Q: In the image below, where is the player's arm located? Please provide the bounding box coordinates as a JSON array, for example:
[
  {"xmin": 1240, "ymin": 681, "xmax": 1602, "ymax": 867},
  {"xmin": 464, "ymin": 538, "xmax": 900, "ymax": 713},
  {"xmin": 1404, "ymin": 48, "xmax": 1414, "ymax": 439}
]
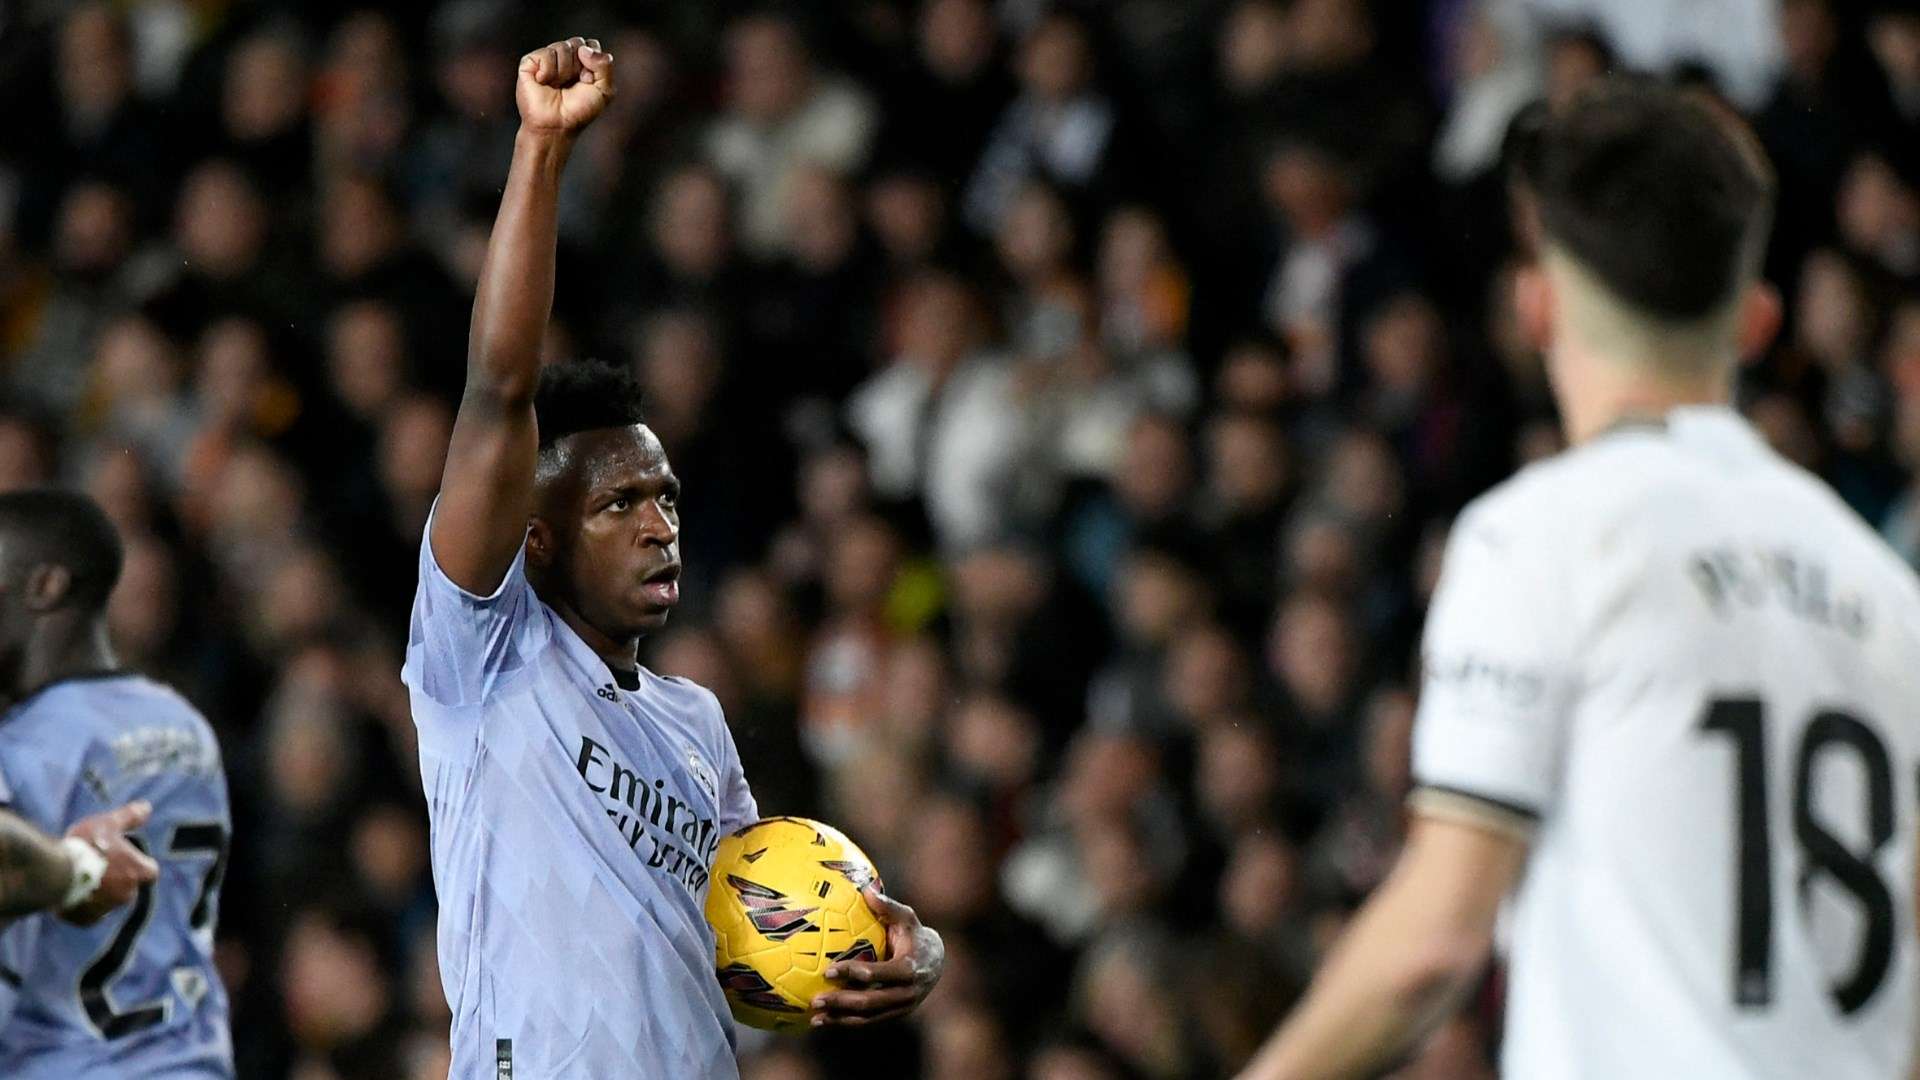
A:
[
  {"xmin": 0, "ymin": 802, "xmax": 158, "ymax": 924},
  {"xmin": 1235, "ymin": 816, "xmax": 1524, "ymax": 1080},
  {"xmin": 432, "ymin": 36, "xmax": 614, "ymax": 594},
  {"xmin": 0, "ymin": 811, "xmax": 77, "ymax": 919},
  {"xmin": 1240, "ymin": 497, "xmax": 1568, "ymax": 1078}
]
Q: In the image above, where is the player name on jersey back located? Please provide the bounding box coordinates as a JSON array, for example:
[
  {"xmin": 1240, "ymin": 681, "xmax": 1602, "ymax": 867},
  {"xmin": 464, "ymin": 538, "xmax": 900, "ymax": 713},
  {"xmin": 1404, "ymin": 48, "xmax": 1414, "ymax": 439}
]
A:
[
  {"xmin": 1689, "ymin": 543, "xmax": 1875, "ymax": 638},
  {"xmin": 1412, "ymin": 407, "xmax": 1920, "ymax": 1079}
]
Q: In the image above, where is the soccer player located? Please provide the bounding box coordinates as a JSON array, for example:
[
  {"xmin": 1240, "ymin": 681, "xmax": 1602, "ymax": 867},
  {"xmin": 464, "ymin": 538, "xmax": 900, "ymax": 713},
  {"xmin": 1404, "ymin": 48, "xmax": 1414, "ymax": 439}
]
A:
[
  {"xmin": 403, "ymin": 37, "xmax": 944, "ymax": 1077},
  {"xmin": 1240, "ymin": 81, "xmax": 1920, "ymax": 1079},
  {"xmin": 0, "ymin": 490, "xmax": 234, "ymax": 1077}
]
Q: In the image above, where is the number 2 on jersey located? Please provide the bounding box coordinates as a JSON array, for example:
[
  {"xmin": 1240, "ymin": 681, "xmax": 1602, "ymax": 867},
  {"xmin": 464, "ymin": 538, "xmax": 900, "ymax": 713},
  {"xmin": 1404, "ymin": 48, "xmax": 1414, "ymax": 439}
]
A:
[
  {"xmin": 1699, "ymin": 698, "xmax": 1895, "ymax": 1015},
  {"xmin": 77, "ymin": 822, "xmax": 229, "ymax": 1038}
]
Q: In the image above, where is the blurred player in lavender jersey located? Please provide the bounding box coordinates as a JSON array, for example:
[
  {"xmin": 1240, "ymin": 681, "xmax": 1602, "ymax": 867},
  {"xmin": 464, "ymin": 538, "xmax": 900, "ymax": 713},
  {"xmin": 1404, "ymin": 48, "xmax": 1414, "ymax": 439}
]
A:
[{"xmin": 0, "ymin": 491, "xmax": 232, "ymax": 1078}]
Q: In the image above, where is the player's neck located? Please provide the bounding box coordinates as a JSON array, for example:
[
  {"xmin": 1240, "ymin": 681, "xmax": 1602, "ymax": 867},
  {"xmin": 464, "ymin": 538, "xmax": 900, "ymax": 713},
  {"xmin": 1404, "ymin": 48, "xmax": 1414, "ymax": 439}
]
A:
[
  {"xmin": 552, "ymin": 602, "xmax": 642, "ymax": 681},
  {"xmin": 1555, "ymin": 347, "xmax": 1733, "ymax": 445},
  {"xmin": 11, "ymin": 617, "xmax": 119, "ymax": 701}
]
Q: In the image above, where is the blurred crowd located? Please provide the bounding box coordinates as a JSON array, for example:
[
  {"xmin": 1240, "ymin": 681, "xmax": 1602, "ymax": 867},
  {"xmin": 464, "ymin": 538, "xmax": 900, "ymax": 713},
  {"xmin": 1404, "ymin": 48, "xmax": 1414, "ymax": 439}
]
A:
[{"xmin": 1, "ymin": 0, "xmax": 1917, "ymax": 1077}]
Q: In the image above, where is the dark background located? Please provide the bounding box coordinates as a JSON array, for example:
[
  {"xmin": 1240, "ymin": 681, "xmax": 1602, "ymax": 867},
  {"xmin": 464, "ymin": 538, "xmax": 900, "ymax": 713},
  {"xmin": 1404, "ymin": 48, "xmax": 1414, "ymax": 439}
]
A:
[{"xmin": 1, "ymin": 0, "xmax": 1917, "ymax": 1077}]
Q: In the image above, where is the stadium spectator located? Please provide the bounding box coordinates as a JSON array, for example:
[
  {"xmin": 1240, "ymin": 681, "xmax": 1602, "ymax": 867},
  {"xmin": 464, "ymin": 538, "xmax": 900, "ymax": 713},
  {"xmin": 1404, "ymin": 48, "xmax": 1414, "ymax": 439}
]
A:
[{"xmin": 706, "ymin": 12, "xmax": 878, "ymax": 258}]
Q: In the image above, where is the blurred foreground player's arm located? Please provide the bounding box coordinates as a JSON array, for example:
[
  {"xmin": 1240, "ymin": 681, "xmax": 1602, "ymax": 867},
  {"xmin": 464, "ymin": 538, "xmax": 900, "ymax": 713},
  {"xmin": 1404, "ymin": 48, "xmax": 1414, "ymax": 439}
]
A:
[
  {"xmin": 0, "ymin": 801, "xmax": 157, "ymax": 925},
  {"xmin": 1236, "ymin": 819, "xmax": 1522, "ymax": 1080},
  {"xmin": 1241, "ymin": 501, "xmax": 1571, "ymax": 1080},
  {"xmin": 432, "ymin": 37, "xmax": 614, "ymax": 596}
]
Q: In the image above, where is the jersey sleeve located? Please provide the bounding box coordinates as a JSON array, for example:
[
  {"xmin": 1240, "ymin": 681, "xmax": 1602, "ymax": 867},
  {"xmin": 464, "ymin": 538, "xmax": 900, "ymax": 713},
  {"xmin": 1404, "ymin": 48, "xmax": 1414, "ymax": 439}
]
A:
[
  {"xmin": 401, "ymin": 501, "xmax": 554, "ymax": 710},
  {"xmin": 1409, "ymin": 497, "xmax": 1579, "ymax": 835}
]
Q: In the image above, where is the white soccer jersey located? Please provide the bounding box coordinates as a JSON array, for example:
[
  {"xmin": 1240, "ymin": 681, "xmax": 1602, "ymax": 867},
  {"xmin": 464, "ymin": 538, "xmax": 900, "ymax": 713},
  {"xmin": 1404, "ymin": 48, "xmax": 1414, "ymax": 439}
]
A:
[{"xmin": 1411, "ymin": 405, "xmax": 1920, "ymax": 1079}]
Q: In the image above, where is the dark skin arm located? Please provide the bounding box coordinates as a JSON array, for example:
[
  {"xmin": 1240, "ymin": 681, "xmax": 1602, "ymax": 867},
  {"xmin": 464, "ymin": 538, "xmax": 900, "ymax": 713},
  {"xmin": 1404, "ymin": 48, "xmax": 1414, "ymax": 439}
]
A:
[
  {"xmin": 0, "ymin": 812, "xmax": 73, "ymax": 919},
  {"xmin": 0, "ymin": 801, "xmax": 158, "ymax": 924},
  {"xmin": 431, "ymin": 36, "xmax": 615, "ymax": 595},
  {"xmin": 811, "ymin": 887, "xmax": 945, "ymax": 1027}
]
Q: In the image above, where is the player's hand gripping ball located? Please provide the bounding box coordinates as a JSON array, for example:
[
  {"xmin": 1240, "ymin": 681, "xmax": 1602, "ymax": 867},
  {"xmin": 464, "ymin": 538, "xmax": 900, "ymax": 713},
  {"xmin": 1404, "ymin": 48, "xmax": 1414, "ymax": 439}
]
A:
[{"xmin": 705, "ymin": 817, "xmax": 890, "ymax": 1032}]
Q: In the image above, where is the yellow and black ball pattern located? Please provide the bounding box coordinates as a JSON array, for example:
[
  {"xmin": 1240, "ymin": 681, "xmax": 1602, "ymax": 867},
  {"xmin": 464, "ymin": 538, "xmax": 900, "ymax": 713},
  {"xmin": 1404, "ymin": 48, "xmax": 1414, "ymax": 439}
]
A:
[{"xmin": 704, "ymin": 816, "xmax": 890, "ymax": 1033}]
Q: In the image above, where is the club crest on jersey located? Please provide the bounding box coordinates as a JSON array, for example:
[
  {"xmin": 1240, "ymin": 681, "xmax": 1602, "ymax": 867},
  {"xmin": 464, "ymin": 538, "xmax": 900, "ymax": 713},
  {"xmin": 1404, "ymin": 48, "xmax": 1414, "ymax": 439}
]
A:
[
  {"xmin": 684, "ymin": 742, "xmax": 718, "ymax": 801},
  {"xmin": 726, "ymin": 875, "xmax": 819, "ymax": 940}
]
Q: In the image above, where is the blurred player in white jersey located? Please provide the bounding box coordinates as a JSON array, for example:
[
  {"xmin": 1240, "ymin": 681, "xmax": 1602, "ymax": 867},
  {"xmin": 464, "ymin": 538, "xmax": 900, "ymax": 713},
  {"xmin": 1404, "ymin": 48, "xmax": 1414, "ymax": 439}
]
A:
[{"xmin": 1241, "ymin": 80, "xmax": 1920, "ymax": 1079}]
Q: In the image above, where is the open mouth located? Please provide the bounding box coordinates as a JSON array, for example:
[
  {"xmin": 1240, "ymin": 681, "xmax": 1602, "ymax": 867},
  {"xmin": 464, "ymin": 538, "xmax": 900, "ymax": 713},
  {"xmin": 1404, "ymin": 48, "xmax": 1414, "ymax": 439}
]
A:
[{"xmin": 640, "ymin": 564, "xmax": 682, "ymax": 608}]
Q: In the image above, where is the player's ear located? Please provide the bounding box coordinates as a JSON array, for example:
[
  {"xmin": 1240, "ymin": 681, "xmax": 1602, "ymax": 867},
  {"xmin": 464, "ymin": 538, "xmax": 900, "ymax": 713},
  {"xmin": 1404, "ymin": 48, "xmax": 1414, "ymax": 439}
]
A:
[
  {"xmin": 526, "ymin": 518, "xmax": 554, "ymax": 571},
  {"xmin": 1735, "ymin": 281, "xmax": 1782, "ymax": 366},
  {"xmin": 1514, "ymin": 263, "xmax": 1554, "ymax": 354},
  {"xmin": 23, "ymin": 563, "xmax": 71, "ymax": 612}
]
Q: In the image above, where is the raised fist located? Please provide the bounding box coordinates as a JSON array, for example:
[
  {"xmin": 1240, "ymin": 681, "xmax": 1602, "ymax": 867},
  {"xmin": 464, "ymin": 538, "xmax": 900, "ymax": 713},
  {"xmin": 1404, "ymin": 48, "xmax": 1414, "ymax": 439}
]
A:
[{"xmin": 517, "ymin": 37, "xmax": 614, "ymax": 134}]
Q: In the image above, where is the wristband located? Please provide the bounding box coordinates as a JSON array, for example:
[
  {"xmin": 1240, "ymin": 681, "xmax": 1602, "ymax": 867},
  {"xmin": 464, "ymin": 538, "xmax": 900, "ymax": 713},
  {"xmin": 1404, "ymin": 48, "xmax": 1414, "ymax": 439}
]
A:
[{"xmin": 58, "ymin": 837, "xmax": 109, "ymax": 910}]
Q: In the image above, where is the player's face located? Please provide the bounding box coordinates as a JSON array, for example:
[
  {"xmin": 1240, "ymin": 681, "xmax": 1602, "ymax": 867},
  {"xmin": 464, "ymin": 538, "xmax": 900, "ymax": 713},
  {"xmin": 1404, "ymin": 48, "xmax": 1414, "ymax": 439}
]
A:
[{"xmin": 540, "ymin": 425, "xmax": 683, "ymax": 638}]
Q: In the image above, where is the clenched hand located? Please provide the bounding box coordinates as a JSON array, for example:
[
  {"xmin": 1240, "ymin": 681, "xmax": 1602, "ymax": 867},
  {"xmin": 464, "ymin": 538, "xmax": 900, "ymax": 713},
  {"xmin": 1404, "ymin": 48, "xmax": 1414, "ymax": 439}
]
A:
[{"xmin": 517, "ymin": 37, "xmax": 614, "ymax": 134}]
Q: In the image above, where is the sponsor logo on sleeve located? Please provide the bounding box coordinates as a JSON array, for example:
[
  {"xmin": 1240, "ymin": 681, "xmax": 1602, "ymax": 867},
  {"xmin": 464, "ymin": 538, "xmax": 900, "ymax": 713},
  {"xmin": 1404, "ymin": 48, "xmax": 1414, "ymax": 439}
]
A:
[{"xmin": 1421, "ymin": 653, "xmax": 1550, "ymax": 711}]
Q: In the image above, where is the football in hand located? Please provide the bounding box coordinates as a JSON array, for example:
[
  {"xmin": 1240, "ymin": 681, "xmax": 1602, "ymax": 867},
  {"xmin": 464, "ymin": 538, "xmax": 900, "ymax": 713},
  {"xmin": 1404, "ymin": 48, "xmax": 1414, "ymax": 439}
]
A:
[{"xmin": 705, "ymin": 816, "xmax": 890, "ymax": 1033}]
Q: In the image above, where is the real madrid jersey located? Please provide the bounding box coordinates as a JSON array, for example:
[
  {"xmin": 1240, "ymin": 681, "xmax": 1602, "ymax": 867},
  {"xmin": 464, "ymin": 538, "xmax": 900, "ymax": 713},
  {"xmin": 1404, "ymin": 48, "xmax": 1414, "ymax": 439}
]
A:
[
  {"xmin": 402, "ymin": 510, "xmax": 759, "ymax": 1079},
  {"xmin": 0, "ymin": 674, "xmax": 233, "ymax": 1078},
  {"xmin": 1410, "ymin": 405, "xmax": 1920, "ymax": 1079}
]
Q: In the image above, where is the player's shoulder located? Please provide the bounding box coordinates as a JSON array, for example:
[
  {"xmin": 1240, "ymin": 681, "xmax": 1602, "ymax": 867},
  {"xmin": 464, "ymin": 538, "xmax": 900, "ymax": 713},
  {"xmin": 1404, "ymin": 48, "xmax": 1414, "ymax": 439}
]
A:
[
  {"xmin": 9, "ymin": 672, "xmax": 155, "ymax": 725},
  {"xmin": 1684, "ymin": 417, "xmax": 1920, "ymax": 604},
  {"xmin": 641, "ymin": 669, "xmax": 739, "ymax": 754},
  {"xmin": 132, "ymin": 676, "xmax": 223, "ymax": 745},
  {"xmin": 1467, "ymin": 418, "xmax": 1682, "ymax": 515},
  {"xmin": 1459, "ymin": 412, "xmax": 1756, "ymax": 549},
  {"xmin": 1, "ymin": 675, "xmax": 223, "ymax": 805},
  {"xmin": 1764, "ymin": 454, "xmax": 1920, "ymax": 597},
  {"xmin": 105, "ymin": 673, "xmax": 216, "ymax": 727},
  {"xmin": 1449, "ymin": 447, "xmax": 1602, "ymax": 559},
  {"xmin": 54, "ymin": 675, "xmax": 222, "ymax": 754},
  {"xmin": 1790, "ymin": 478, "xmax": 1920, "ymax": 597},
  {"xmin": 644, "ymin": 669, "xmax": 725, "ymax": 719}
]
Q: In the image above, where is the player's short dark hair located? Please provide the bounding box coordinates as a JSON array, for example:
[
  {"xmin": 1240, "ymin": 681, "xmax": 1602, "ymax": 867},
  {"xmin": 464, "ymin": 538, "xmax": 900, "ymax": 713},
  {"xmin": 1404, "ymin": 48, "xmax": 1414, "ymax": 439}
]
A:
[
  {"xmin": 533, "ymin": 359, "xmax": 647, "ymax": 450},
  {"xmin": 1523, "ymin": 78, "xmax": 1775, "ymax": 320},
  {"xmin": 0, "ymin": 489, "xmax": 125, "ymax": 612}
]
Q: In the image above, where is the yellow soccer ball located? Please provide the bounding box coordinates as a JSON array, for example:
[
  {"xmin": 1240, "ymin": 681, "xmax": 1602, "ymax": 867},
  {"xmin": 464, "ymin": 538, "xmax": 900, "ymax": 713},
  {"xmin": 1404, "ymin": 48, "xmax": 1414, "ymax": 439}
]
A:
[{"xmin": 705, "ymin": 816, "xmax": 891, "ymax": 1033}]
